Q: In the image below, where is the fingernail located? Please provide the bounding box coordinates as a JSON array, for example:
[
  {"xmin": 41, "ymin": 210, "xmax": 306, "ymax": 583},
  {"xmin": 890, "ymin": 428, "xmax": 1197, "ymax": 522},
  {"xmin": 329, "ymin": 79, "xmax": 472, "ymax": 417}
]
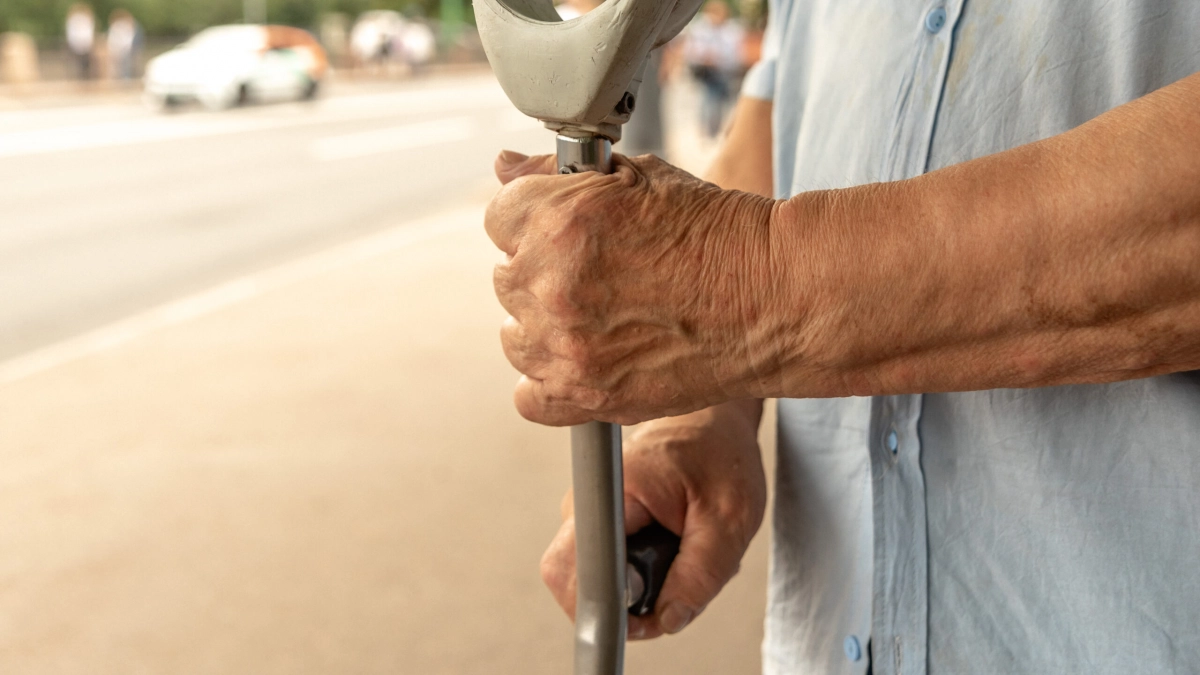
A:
[
  {"xmin": 498, "ymin": 150, "xmax": 529, "ymax": 165},
  {"xmin": 660, "ymin": 604, "xmax": 694, "ymax": 634},
  {"xmin": 628, "ymin": 623, "xmax": 645, "ymax": 640}
]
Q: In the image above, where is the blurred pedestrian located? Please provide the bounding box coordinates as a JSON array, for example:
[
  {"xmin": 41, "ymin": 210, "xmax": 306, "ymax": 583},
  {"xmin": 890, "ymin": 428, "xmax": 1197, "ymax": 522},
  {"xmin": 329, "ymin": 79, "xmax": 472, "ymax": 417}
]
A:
[
  {"xmin": 400, "ymin": 21, "xmax": 436, "ymax": 76},
  {"xmin": 351, "ymin": 11, "xmax": 405, "ymax": 75},
  {"xmin": 319, "ymin": 13, "xmax": 351, "ymax": 69},
  {"xmin": 65, "ymin": 3, "xmax": 96, "ymax": 81},
  {"xmin": 682, "ymin": 0, "xmax": 744, "ymax": 137},
  {"xmin": 623, "ymin": 47, "xmax": 666, "ymax": 157},
  {"xmin": 350, "ymin": 18, "xmax": 381, "ymax": 72},
  {"xmin": 106, "ymin": 9, "xmax": 141, "ymax": 81}
]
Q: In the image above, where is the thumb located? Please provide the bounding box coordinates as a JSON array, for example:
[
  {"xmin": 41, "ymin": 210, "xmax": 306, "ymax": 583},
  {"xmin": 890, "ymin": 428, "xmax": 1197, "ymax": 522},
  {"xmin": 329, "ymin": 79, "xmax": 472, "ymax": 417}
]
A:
[
  {"xmin": 651, "ymin": 515, "xmax": 745, "ymax": 635},
  {"xmin": 495, "ymin": 150, "xmax": 558, "ymax": 184}
]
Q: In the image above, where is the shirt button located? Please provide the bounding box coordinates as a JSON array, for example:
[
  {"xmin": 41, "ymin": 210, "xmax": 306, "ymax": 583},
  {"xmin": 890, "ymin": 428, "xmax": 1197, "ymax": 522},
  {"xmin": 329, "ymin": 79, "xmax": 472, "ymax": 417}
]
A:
[
  {"xmin": 886, "ymin": 429, "xmax": 899, "ymax": 453},
  {"xmin": 925, "ymin": 7, "xmax": 947, "ymax": 33},
  {"xmin": 844, "ymin": 635, "xmax": 863, "ymax": 662}
]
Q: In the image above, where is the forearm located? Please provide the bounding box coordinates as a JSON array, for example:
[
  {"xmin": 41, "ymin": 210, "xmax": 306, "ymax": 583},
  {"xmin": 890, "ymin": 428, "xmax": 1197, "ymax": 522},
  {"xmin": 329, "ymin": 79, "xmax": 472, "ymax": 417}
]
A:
[{"xmin": 766, "ymin": 72, "xmax": 1200, "ymax": 397}]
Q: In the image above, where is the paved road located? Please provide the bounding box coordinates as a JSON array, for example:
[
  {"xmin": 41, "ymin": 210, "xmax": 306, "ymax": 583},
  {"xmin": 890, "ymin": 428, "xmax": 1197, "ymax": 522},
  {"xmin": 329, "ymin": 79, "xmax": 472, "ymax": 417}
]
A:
[
  {"xmin": 0, "ymin": 74, "xmax": 547, "ymax": 362},
  {"xmin": 0, "ymin": 75, "xmax": 770, "ymax": 673}
]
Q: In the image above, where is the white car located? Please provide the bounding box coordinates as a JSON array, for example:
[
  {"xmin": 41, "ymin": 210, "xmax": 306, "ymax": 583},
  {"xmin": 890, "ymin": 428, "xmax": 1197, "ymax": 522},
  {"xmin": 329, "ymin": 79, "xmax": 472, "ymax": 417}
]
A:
[{"xmin": 144, "ymin": 25, "xmax": 328, "ymax": 111}]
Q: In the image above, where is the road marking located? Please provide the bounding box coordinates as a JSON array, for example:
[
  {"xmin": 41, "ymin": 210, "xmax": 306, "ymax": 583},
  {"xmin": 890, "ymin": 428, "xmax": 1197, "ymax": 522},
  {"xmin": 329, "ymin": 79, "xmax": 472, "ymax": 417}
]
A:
[
  {"xmin": 0, "ymin": 207, "xmax": 483, "ymax": 386},
  {"xmin": 0, "ymin": 82, "xmax": 508, "ymax": 159},
  {"xmin": 309, "ymin": 117, "xmax": 474, "ymax": 161},
  {"xmin": 0, "ymin": 115, "xmax": 282, "ymax": 158}
]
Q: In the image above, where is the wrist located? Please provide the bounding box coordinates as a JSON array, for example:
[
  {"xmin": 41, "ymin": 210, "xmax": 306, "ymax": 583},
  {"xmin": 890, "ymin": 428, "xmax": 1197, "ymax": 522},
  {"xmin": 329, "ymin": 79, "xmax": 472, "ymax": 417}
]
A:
[
  {"xmin": 714, "ymin": 188, "xmax": 790, "ymax": 401},
  {"xmin": 762, "ymin": 179, "xmax": 933, "ymax": 398}
]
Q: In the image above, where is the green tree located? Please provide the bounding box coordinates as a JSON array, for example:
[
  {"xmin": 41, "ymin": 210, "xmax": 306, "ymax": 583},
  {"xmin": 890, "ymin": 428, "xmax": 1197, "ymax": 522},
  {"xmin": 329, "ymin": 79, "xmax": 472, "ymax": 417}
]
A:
[{"xmin": 0, "ymin": 0, "xmax": 469, "ymax": 41}]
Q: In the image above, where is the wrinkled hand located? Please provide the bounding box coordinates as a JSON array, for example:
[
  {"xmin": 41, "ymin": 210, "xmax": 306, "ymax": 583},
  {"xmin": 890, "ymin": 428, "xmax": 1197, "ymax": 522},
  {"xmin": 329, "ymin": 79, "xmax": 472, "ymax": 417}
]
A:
[
  {"xmin": 540, "ymin": 406, "xmax": 766, "ymax": 639},
  {"xmin": 487, "ymin": 151, "xmax": 778, "ymax": 426}
]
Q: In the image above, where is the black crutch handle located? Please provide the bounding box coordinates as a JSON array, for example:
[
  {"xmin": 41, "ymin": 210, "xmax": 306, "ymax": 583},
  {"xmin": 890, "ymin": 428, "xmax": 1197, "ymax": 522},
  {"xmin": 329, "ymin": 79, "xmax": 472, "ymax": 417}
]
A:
[{"xmin": 626, "ymin": 522, "xmax": 681, "ymax": 617}]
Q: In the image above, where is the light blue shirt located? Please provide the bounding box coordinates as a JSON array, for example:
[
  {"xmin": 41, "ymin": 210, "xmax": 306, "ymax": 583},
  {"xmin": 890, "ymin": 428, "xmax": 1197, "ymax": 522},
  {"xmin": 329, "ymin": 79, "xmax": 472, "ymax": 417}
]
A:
[{"xmin": 741, "ymin": 1, "xmax": 1200, "ymax": 673}]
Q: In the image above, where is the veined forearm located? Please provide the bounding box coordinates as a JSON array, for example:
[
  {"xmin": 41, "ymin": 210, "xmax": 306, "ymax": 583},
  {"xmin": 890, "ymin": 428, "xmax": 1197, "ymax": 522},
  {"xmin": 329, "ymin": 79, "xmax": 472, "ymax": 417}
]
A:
[{"xmin": 765, "ymin": 72, "xmax": 1200, "ymax": 398}]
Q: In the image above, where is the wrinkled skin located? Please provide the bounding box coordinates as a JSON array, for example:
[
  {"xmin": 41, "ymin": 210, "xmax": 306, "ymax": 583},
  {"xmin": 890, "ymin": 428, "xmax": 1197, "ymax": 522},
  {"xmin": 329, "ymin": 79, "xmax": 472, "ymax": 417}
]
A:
[
  {"xmin": 486, "ymin": 151, "xmax": 778, "ymax": 426},
  {"xmin": 539, "ymin": 404, "xmax": 766, "ymax": 639},
  {"xmin": 505, "ymin": 71, "xmax": 1200, "ymax": 643}
]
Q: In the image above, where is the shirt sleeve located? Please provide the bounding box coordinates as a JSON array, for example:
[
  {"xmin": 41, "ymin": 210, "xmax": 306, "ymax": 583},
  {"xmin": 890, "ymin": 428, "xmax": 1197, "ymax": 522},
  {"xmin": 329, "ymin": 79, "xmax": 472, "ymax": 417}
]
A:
[{"xmin": 741, "ymin": 0, "xmax": 782, "ymax": 101}]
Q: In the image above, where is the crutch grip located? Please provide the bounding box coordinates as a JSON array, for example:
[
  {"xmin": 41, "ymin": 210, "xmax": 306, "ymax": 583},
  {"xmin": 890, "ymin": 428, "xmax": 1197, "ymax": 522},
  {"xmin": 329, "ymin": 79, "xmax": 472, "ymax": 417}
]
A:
[{"xmin": 626, "ymin": 522, "xmax": 681, "ymax": 617}]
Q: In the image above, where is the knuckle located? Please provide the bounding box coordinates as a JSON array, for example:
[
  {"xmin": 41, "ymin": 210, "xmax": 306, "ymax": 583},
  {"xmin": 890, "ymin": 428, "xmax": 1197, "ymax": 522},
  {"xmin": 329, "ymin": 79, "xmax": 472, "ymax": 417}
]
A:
[
  {"xmin": 493, "ymin": 262, "xmax": 515, "ymax": 294},
  {"xmin": 709, "ymin": 496, "xmax": 765, "ymax": 547},
  {"xmin": 485, "ymin": 183, "xmax": 519, "ymax": 222},
  {"xmin": 528, "ymin": 272, "xmax": 589, "ymax": 330},
  {"xmin": 543, "ymin": 284, "xmax": 583, "ymax": 323},
  {"xmin": 514, "ymin": 379, "xmax": 571, "ymax": 425},
  {"xmin": 500, "ymin": 317, "xmax": 529, "ymax": 351},
  {"xmin": 501, "ymin": 336, "xmax": 529, "ymax": 374},
  {"xmin": 514, "ymin": 388, "xmax": 543, "ymax": 423},
  {"xmin": 483, "ymin": 190, "xmax": 504, "ymax": 223}
]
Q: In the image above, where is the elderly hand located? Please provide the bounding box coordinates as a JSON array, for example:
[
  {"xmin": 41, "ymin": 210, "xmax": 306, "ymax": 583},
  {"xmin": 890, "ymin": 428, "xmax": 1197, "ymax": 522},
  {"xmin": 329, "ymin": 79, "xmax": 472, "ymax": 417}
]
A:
[
  {"xmin": 487, "ymin": 151, "xmax": 779, "ymax": 426},
  {"xmin": 540, "ymin": 404, "xmax": 767, "ymax": 639}
]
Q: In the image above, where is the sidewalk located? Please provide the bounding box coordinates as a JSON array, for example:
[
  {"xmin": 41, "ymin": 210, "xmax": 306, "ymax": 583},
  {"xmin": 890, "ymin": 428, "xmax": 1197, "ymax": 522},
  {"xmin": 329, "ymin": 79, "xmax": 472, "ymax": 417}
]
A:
[{"xmin": 0, "ymin": 205, "xmax": 771, "ymax": 674}]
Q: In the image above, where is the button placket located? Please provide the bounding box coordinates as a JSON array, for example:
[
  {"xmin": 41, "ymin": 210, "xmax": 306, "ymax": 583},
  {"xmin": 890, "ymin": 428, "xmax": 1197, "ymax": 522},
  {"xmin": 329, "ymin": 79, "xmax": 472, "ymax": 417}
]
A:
[
  {"xmin": 869, "ymin": 395, "xmax": 928, "ymax": 675},
  {"xmin": 918, "ymin": 0, "xmax": 963, "ymax": 175},
  {"xmin": 879, "ymin": 0, "xmax": 963, "ymax": 182}
]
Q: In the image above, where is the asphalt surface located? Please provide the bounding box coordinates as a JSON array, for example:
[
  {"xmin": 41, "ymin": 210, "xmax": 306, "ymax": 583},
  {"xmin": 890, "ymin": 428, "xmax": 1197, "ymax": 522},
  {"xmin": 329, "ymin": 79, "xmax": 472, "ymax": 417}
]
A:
[
  {"xmin": 0, "ymin": 74, "xmax": 770, "ymax": 673},
  {"xmin": 0, "ymin": 74, "xmax": 548, "ymax": 362}
]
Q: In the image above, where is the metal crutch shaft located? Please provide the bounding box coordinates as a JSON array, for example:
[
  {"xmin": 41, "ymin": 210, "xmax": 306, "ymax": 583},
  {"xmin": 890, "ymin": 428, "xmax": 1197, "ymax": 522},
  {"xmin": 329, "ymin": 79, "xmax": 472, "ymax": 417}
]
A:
[
  {"xmin": 475, "ymin": 2, "xmax": 702, "ymax": 671},
  {"xmin": 557, "ymin": 134, "xmax": 626, "ymax": 675},
  {"xmin": 570, "ymin": 421, "xmax": 626, "ymax": 675}
]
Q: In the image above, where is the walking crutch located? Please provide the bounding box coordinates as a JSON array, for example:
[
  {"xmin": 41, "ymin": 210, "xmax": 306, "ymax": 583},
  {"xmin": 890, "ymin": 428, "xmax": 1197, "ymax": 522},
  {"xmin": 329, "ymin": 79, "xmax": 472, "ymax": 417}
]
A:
[{"xmin": 474, "ymin": 2, "xmax": 705, "ymax": 673}]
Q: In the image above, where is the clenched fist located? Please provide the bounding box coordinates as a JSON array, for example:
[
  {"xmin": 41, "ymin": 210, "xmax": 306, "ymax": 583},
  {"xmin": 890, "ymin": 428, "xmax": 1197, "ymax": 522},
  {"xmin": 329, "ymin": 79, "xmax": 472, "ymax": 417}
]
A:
[
  {"xmin": 539, "ymin": 402, "xmax": 767, "ymax": 639},
  {"xmin": 487, "ymin": 151, "xmax": 780, "ymax": 426}
]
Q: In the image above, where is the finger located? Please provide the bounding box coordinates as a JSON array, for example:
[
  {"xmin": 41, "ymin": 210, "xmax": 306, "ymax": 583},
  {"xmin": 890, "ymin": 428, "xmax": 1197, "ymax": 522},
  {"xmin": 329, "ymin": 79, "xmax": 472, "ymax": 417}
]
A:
[
  {"xmin": 628, "ymin": 614, "xmax": 665, "ymax": 641},
  {"xmin": 500, "ymin": 317, "xmax": 554, "ymax": 380},
  {"xmin": 484, "ymin": 168, "xmax": 568, "ymax": 255},
  {"xmin": 623, "ymin": 496, "xmax": 654, "ymax": 536},
  {"xmin": 484, "ymin": 183, "xmax": 530, "ymax": 256},
  {"xmin": 495, "ymin": 151, "xmax": 558, "ymax": 185},
  {"xmin": 492, "ymin": 261, "xmax": 532, "ymax": 318},
  {"xmin": 540, "ymin": 516, "xmax": 578, "ymax": 619},
  {"xmin": 513, "ymin": 375, "xmax": 594, "ymax": 427},
  {"xmin": 651, "ymin": 518, "xmax": 744, "ymax": 635}
]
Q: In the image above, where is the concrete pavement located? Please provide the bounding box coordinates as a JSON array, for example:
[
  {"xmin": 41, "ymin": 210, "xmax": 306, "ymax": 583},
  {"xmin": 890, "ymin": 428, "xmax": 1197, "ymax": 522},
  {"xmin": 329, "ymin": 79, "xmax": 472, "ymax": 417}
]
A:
[
  {"xmin": 0, "ymin": 207, "xmax": 774, "ymax": 673},
  {"xmin": 0, "ymin": 70, "xmax": 772, "ymax": 673}
]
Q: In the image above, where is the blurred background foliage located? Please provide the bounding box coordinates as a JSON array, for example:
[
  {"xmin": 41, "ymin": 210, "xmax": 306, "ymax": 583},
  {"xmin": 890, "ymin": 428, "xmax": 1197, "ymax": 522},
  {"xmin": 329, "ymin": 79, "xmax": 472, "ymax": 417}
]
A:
[{"xmin": 0, "ymin": 0, "xmax": 463, "ymax": 39}]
